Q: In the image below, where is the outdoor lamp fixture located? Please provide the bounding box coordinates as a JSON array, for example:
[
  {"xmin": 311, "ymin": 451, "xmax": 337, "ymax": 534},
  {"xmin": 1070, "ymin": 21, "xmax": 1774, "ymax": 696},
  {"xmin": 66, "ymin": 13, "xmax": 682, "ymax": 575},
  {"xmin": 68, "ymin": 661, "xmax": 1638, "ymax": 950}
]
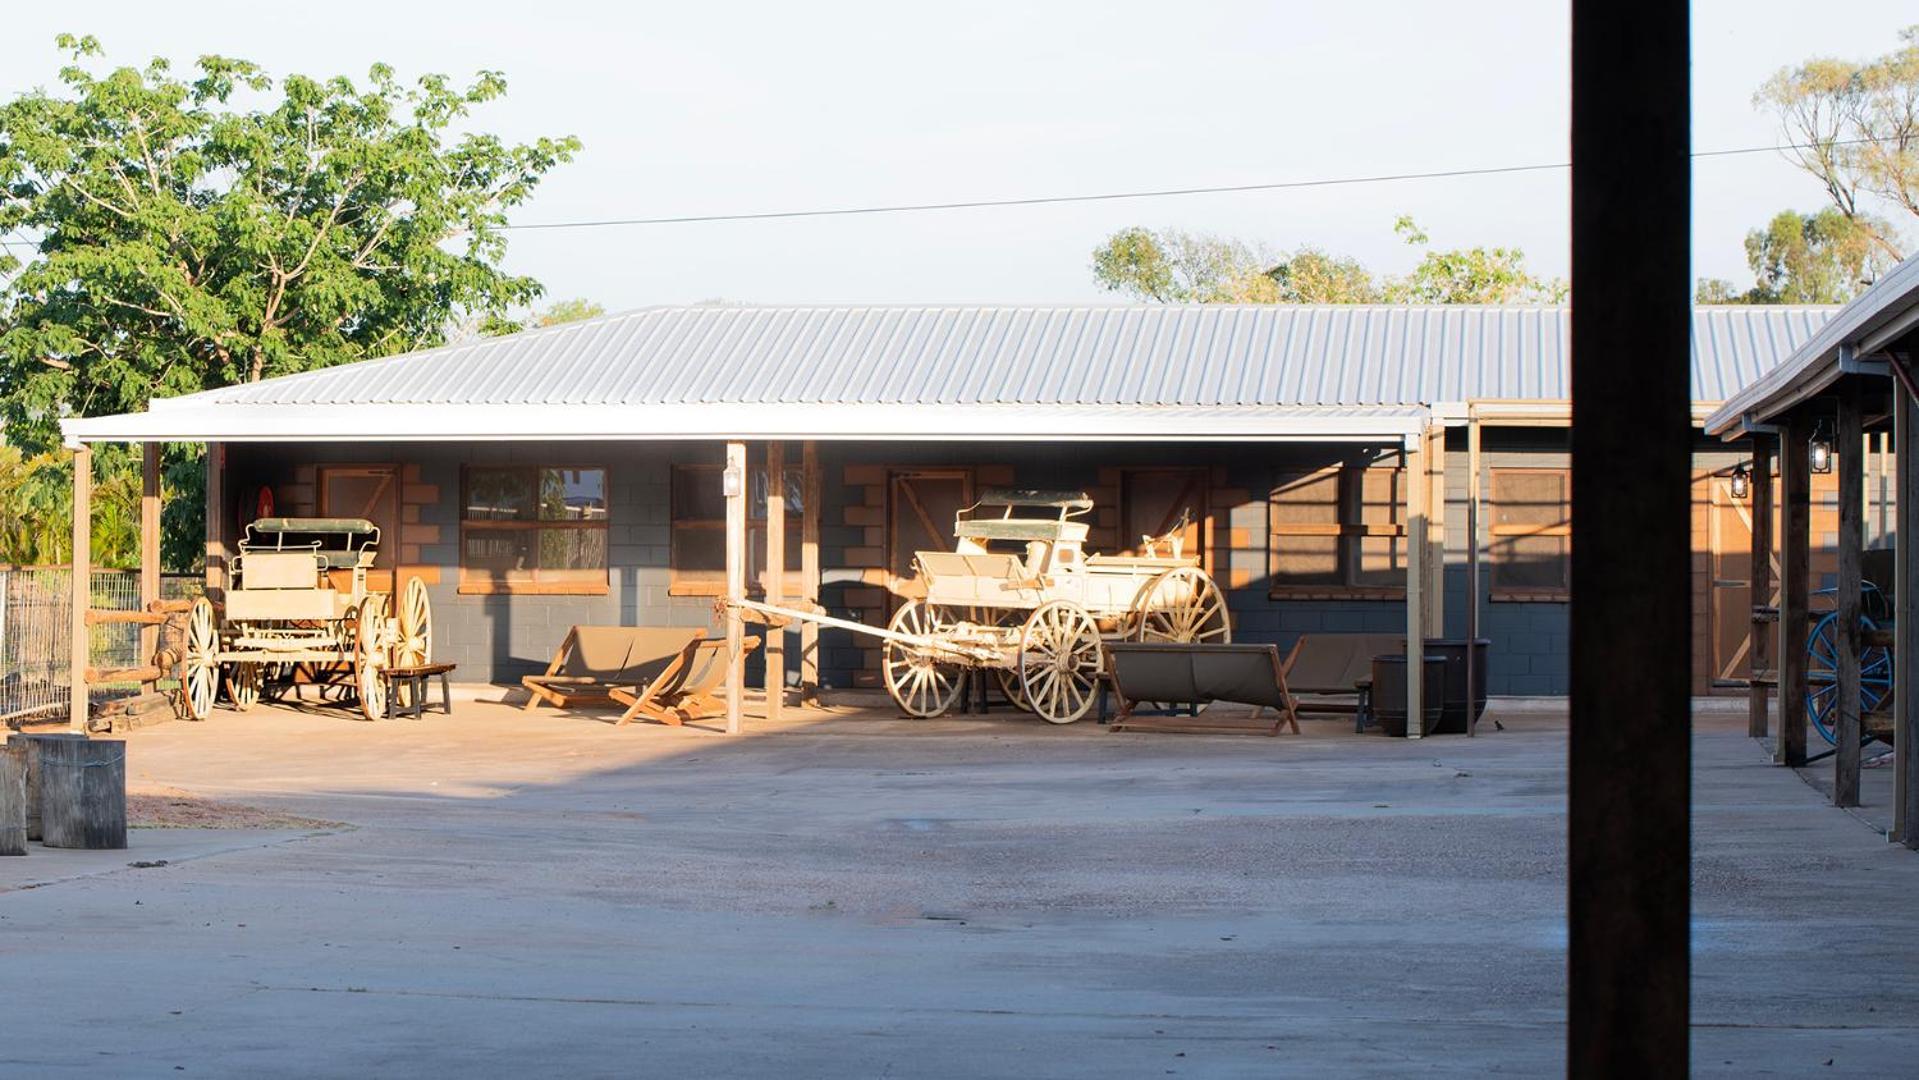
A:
[
  {"xmin": 1730, "ymin": 463, "xmax": 1751, "ymax": 500},
  {"xmin": 722, "ymin": 464, "xmax": 744, "ymax": 499},
  {"xmin": 1809, "ymin": 420, "xmax": 1835, "ymax": 475}
]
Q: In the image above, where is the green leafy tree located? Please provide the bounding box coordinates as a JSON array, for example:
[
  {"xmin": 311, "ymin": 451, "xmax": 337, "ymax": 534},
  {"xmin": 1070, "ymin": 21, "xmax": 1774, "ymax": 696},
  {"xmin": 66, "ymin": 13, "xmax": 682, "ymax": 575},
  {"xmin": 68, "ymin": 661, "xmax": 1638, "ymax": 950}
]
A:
[
  {"xmin": 0, "ymin": 34, "xmax": 581, "ymax": 452},
  {"xmin": 1695, "ymin": 208, "xmax": 1892, "ymax": 304},
  {"xmin": 1091, "ymin": 227, "xmax": 1287, "ymax": 302},
  {"xmin": 0, "ymin": 443, "xmax": 139, "ymax": 567},
  {"xmin": 534, "ymin": 298, "xmax": 606, "ymax": 327},
  {"xmin": 1381, "ymin": 217, "xmax": 1566, "ymax": 304},
  {"xmin": 1756, "ymin": 26, "xmax": 1919, "ymax": 258}
]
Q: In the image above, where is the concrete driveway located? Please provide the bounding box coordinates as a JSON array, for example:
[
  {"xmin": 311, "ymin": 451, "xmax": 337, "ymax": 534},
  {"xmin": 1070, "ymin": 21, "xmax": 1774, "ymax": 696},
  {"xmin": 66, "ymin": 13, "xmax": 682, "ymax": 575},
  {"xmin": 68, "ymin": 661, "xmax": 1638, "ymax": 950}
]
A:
[{"xmin": 2, "ymin": 697, "xmax": 1915, "ymax": 1077}]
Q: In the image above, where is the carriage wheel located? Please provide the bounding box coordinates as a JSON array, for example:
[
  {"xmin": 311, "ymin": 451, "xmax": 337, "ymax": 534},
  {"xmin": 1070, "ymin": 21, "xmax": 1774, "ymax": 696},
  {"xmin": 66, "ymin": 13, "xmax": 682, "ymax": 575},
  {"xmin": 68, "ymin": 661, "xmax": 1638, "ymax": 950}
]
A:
[
  {"xmin": 1132, "ymin": 566, "xmax": 1231, "ymax": 645},
  {"xmin": 354, "ymin": 596, "xmax": 390, "ymax": 721},
  {"xmin": 965, "ymin": 607, "xmax": 1030, "ymax": 712},
  {"xmin": 1806, "ymin": 610, "xmax": 1893, "ymax": 746},
  {"xmin": 1019, "ymin": 600, "xmax": 1104, "ymax": 725},
  {"xmin": 994, "ymin": 668, "xmax": 1031, "ymax": 712},
  {"xmin": 392, "ymin": 577, "xmax": 433, "ymax": 708},
  {"xmin": 227, "ymin": 662, "xmax": 262, "ymax": 712},
  {"xmin": 182, "ymin": 596, "xmax": 220, "ymax": 721},
  {"xmin": 883, "ymin": 600, "xmax": 966, "ymax": 718}
]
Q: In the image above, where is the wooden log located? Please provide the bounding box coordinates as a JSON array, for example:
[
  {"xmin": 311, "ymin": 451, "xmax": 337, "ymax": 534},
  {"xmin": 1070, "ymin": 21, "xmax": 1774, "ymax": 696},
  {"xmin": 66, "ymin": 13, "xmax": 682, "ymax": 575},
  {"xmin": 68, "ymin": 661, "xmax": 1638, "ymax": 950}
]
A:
[
  {"xmin": 93, "ymin": 691, "xmax": 174, "ymax": 717},
  {"xmin": 86, "ymin": 609, "xmax": 171, "ymax": 626},
  {"xmin": 0, "ymin": 742, "xmax": 26, "ymax": 856},
  {"xmin": 147, "ymin": 599, "xmax": 194, "ymax": 614},
  {"xmin": 38, "ymin": 737, "xmax": 127, "ymax": 850},
  {"xmin": 85, "ymin": 665, "xmax": 165, "ymax": 684},
  {"xmin": 13, "ymin": 732, "xmax": 86, "ymax": 841}
]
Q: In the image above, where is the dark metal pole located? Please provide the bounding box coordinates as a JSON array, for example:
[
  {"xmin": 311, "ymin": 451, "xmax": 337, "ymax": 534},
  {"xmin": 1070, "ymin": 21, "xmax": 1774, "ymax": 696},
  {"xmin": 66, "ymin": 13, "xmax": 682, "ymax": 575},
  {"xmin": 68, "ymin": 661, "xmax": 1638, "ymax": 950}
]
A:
[{"xmin": 1568, "ymin": 3, "xmax": 1691, "ymax": 1076}]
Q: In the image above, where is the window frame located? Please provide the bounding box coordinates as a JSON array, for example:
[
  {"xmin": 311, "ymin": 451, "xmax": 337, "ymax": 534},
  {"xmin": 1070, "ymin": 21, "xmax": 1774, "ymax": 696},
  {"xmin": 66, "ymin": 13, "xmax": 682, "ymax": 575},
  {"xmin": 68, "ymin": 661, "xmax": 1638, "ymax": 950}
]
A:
[
  {"xmin": 457, "ymin": 464, "xmax": 611, "ymax": 596},
  {"xmin": 1266, "ymin": 464, "xmax": 1408, "ymax": 599},
  {"xmin": 1487, "ymin": 465, "xmax": 1571, "ymax": 602},
  {"xmin": 667, "ymin": 463, "xmax": 805, "ymax": 597}
]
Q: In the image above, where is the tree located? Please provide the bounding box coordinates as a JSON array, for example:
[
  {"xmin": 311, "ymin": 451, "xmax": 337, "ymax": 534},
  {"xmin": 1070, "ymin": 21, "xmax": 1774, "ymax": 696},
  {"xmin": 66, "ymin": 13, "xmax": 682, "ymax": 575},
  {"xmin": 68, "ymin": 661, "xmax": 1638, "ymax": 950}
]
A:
[
  {"xmin": 1381, "ymin": 217, "xmax": 1566, "ymax": 304},
  {"xmin": 1091, "ymin": 227, "xmax": 1290, "ymax": 303},
  {"xmin": 0, "ymin": 35, "xmax": 581, "ymax": 453},
  {"xmin": 1695, "ymin": 207, "xmax": 1892, "ymax": 304},
  {"xmin": 534, "ymin": 298, "xmax": 606, "ymax": 327},
  {"xmin": 1755, "ymin": 26, "xmax": 1919, "ymax": 258}
]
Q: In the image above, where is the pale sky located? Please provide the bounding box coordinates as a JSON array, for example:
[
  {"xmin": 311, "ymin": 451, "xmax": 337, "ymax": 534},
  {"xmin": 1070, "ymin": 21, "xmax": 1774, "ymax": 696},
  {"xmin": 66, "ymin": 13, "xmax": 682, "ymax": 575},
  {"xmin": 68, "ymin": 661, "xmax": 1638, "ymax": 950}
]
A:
[{"xmin": 4, "ymin": 2, "xmax": 1915, "ymax": 308}]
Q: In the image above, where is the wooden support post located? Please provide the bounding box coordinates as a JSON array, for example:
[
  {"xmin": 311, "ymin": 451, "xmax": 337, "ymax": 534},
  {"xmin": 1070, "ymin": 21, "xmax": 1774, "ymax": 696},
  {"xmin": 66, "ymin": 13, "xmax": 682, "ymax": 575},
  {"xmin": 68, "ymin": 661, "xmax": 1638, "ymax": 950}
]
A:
[
  {"xmin": 1426, "ymin": 425, "xmax": 1447, "ymax": 638},
  {"xmin": 39, "ymin": 737, "xmax": 127, "ymax": 850},
  {"xmin": 204, "ymin": 442, "xmax": 227, "ymax": 601},
  {"xmin": 1404, "ymin": 431, "xmax": 1426, "ymax": 739},
  {"xmin": 69, "ymin": 443, "xmax": 92, "ymax": 734},
  {"xmin": 1748, "ymin": 435, "xmax": 1774, "ymax": 739},
  {"xmin": 140, "ymin": 442, "xmax": 162, "ymax": 680},
  {"xmin": 764, "ymin": 441, "xmax": 786, "ymax": 725},
  {"xmin": 1835, "ymin": 388, "xmax": 1863, "ymax": 807},
  {"xmin": 800, "ymin": 441, "xmax": 821, "ymax": 704},
  {"xmin": 724, "ymin": 441, "xmax": 747, "ymax": 736},
  {"xmin": 1896, "ymin": 358, "xmax": 1919, "ymax": 848},
  {"xmin": 1568, "ymin": 1, "xmax": 1690, "ymax": 1072},
  {"xmin": 1465, "ymin": 413, "xmax": 1482, "ymax": 735},
  {"xmin": 1778, "ymin": 420, "xmax": 1811, "ymax": 767},
  {"xmin": 0, "ymin": 741, "xmax": 26, "ymax": 856}
]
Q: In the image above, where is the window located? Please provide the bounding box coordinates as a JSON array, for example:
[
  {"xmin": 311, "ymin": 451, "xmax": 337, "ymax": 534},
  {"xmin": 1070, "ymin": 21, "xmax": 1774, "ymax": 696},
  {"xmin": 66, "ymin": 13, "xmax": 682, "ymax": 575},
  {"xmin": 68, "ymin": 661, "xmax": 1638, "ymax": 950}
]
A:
[
  {"xmin": 318, "ymin": 466, "xmax": 398, "ymax": 566},
  {"xmin": 459, "ymin": 467, "xmax": 608, "ymax": 593},
  {"xmin": 1267, "ymin": 465, "xmax": 1405, "ymax": 593},
  {"xmin": 1117, "ymin": 468, "xmax": 1207, "ymax": 563},
  {"xmin": 670, "ymin": 465, "xmax": 803, "ymax": 593},
  {"xmin": 1489, "ymin": 468, "xmax": 1570, "ymax": 599}
]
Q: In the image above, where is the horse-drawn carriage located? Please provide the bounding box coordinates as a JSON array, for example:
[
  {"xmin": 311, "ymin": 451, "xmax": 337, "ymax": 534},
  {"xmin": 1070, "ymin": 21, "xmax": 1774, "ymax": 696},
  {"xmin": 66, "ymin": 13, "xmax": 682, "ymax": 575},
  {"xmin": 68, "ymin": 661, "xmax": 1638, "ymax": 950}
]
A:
[
  {"xmin": 178, "ymin": 517, "xmax": 432, "ymax": 721},
  {"xmin": 1805, "ymin": 551, "xmax": 1895, "ymax": 748},
  {"xmin": 736, "ymin": 489, "xmax": 1229, "ymax": 723}
]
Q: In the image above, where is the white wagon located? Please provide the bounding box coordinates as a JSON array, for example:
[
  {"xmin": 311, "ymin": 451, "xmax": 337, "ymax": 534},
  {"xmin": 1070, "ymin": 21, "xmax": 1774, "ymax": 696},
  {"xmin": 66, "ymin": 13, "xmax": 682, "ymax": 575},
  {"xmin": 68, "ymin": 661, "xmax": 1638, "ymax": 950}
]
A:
[{"xmin": 738, "ymin": 490, "xmax": 1229, "ymax": 724}]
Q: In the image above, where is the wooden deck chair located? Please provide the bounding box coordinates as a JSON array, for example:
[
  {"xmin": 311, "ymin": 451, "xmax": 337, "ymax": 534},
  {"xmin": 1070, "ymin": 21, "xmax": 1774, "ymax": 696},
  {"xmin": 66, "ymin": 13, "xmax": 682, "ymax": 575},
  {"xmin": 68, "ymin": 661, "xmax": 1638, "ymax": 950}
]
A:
[
  {"xmin": 610, "ymin": 635, "xmax": 762, "ymax": 726},
  {"xmin": 1280, "ymin": 633, "xmax": 1403, "ymax": 715},
  {"xmin": 521, "ymin": 626, "xmax": 704, "ymax": 712},
  {"xmin": 1107, "ymin": 642, "xmax": 1301, "ymax": 736}
]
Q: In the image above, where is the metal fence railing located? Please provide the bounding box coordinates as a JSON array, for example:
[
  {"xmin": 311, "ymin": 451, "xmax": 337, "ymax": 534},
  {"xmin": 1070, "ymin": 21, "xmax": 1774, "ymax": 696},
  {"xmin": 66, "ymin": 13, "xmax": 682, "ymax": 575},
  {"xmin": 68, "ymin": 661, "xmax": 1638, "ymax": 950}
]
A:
[{"xmin": 0, "ymin": 567, "xmax": 203, "ymax": 726}]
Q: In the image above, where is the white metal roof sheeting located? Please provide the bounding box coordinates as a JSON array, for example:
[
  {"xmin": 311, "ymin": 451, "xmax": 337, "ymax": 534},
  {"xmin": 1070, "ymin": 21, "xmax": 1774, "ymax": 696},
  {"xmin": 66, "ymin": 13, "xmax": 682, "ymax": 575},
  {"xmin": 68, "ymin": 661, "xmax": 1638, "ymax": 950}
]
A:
[
  {"xmin": 1704, "ymin": 252, "xmax": 1919, "ymax": 436},
  {"xmin": 149, "ymin": 303, "xmax": 1833, "ymax": 411}
]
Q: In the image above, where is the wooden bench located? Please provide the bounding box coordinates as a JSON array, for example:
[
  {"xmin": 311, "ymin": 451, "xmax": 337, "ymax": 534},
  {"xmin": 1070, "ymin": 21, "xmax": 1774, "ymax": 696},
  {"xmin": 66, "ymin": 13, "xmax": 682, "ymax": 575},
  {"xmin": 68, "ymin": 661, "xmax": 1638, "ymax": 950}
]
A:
[
  {"xmin": 384, "ymin": 662, "xmax": 457, "ymax": 719},
  {"xmin": 1105, "ymin": 642, "xmax": 1301, "ymax": 736},
  {"xmin": 522, "ymin": 627, "xmax": 705, "ymax": 712},
  {"xmin": 1282, "ymin": 633, "xmax": 1404, "ymax": 716},
  {"xmin": 609, "ymin": 636, "xmax": 761, "ymax": 726}
]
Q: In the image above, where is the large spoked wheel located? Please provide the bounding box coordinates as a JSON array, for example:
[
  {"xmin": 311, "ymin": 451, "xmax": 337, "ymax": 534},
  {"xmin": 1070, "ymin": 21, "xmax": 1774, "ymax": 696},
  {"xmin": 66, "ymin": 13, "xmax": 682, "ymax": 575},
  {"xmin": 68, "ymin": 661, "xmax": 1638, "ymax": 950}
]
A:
[
  {"xmin": 1806, "ymin": 610, "xmax": 1893, "ymax": 746},
  {"xmin": 353, "ymin": 596, "xmax": 390, "ymax": 721},
  {"xmin": 883, "ymin": 600, "xmax": 966, "ymax": 718},
  {"xmin": 182, "ymin": 596, "xmax": 220, "ymax": 721},
  {"xmin": 1133, "ymin": 566, "xmax": 1231, "ymax": 645},
  {"xmin": 227, "ymin": 662, "xmax": 262, "ymax": 712},
  {"xmin": 1019, "ymin": 600, "xmax": 1104, "ymax": 725},
  {"xmin": 392, "ymin": 577, "xmax": 433, "ymax": 708}
]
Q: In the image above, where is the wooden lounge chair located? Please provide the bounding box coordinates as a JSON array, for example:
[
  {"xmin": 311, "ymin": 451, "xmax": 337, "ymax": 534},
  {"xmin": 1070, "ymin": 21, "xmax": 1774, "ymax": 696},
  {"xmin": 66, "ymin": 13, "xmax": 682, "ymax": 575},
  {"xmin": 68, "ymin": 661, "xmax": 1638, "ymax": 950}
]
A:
[
  {"xmin": 1106, "ymin": 642, "xmax": 1301, "ymax": 736},
  {"xmin": 1280, "ymin": 633, "xmax": 1403, "ymax": 716},
  {"xmin": 609, "ymin": 635, "xmax": 762, "ymax": 726},
  {"xmin": 521, "ymin": 626, "xmax": 705, "ymax": 712}
]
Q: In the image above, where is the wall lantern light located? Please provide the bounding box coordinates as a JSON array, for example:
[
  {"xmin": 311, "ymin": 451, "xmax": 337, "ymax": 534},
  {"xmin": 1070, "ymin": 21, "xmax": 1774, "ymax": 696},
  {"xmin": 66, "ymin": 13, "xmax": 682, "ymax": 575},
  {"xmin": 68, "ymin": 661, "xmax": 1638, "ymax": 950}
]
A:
[
  {"xmin": 1809, "ymin": 421, "xmax": 1835, "ymax": 475},
  {"xmin": 1729, "ymin": 463, "xmax": 1751, "ymax": 500},
  {"xmin": 722, "ymin": 465, "xmax": 744, "ymax": 499}
]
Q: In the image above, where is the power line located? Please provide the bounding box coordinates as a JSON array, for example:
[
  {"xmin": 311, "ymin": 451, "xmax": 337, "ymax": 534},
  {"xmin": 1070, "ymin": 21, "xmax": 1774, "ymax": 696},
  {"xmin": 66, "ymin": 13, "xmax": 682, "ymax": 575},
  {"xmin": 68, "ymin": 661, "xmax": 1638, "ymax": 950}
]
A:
[{"xmin": 499, "ymin": 136, "xmax": 1888, "ymax": 232}]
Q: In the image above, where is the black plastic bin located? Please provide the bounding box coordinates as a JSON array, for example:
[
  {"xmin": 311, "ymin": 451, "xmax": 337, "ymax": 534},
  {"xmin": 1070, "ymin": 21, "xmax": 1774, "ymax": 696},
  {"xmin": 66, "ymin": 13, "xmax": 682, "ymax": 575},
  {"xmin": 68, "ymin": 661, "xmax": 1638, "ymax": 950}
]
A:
[
  {"xmin": 1371, "ymin": 654, "xmax": 1445, "ymax": 737},
  {"xmin": 1422, "ymin": 638, "xmax": 1491, "ymax": 734}
]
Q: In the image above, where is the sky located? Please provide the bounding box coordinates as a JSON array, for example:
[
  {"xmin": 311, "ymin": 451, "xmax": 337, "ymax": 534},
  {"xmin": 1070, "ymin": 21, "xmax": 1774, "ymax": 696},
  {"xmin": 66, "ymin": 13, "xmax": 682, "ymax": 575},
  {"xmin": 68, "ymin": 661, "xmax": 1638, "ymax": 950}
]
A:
[{"xmin": 3, "ymin": 1, "xmax": 1915, "ymax": 310}]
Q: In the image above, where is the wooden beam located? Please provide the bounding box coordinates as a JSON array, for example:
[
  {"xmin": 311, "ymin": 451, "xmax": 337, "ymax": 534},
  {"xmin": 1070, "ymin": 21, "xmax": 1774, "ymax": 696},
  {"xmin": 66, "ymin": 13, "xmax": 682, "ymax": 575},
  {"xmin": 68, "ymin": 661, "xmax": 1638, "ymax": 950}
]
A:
[
  {"xmin": 1567, "ymin": 1, "xmax": 1690, "ymax": 1073},
  {"xmin": 1404, "ymin": 432, "xmax": 1425, "ymax": 739},
  {"xmin": 724, "ymin": 441, "xmax": 747, "ymax": 736},
  {"xmin": 204, "ymin": 442, "xmax": 227, "ymax": 600},
  {"xmin": 1465, "ymin": 414, "xmax": 1482, "ymax": 736},
  {"xmin": 1778, "ymin": 419, "xmax": 1812, "ymax": 767},
  {"xmin": 800, "ymin": 441, "xmax": 821, "ymax": 704},
  {"xmin": 764, "ymin": 440, "xmax": 785, "ymax": 725},
  {"xmin": 69, "ymin": 444, "xmax": 92, "ymax": 734},
  {"xmin": 1425, "ymin": 425, "xmax": 1446, "ymax": 638},
  {"xmin": 140, "ymin": 442, "xmax": 162, "ymax": 678},
  {"xmin": 1896, "ymin": 372, "xmax": 1918, "ymax": 847},
  {"xmin": 1748, "ymin": 435, "xmax": 1774, "ymax": 739},
  {"xmin": 1835, "ymin": 387, "xmax": 1863, "ymax": 807}
]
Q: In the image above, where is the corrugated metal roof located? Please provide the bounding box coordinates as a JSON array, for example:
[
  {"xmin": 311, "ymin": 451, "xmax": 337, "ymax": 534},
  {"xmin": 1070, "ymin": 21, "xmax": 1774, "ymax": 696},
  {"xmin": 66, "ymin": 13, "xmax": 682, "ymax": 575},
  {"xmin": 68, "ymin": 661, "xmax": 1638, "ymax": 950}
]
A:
[
  {"xmin": 1704, "ymin": 251, "xmax": 1919, "ymax": 436},
  {"xmin": 163, "ymin": 304, "xmax": 1835, "ymax": 412}
]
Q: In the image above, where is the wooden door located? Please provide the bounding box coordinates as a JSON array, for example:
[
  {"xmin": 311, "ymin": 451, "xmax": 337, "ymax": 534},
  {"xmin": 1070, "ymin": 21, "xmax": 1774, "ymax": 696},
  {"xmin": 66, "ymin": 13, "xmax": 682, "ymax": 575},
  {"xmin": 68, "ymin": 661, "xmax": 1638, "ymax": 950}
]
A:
[
  {"xmin": 1708, "ymin": 475, "xmax": 1779, "ymax": 685},
  {"xmin": 319, "ymin": 465, "xmax": 400, "ymax": 590},
  {"xmin": 1118, "ymin": 468, "xmax": 1208, "ymax": 564},
  {"xmin": 889, "ymin": 470, "xmax": 973, "ymax": 599}
]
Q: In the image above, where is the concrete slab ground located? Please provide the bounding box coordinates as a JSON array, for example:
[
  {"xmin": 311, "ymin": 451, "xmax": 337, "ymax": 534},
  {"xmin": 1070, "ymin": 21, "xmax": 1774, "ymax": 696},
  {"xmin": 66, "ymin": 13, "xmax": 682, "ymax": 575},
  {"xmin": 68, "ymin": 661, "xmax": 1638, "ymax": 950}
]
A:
[{"xmin": 3, "ymin": 695, "xmax": 1916, "ymax": 1077}]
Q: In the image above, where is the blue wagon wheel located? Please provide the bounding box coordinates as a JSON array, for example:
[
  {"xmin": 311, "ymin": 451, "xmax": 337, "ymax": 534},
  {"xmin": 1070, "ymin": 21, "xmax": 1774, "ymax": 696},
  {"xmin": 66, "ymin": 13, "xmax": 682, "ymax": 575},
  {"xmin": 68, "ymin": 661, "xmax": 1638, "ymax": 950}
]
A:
[{"xmin": 1805, "ymin": 611, "xmax": 1893, "ymax": 746}]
